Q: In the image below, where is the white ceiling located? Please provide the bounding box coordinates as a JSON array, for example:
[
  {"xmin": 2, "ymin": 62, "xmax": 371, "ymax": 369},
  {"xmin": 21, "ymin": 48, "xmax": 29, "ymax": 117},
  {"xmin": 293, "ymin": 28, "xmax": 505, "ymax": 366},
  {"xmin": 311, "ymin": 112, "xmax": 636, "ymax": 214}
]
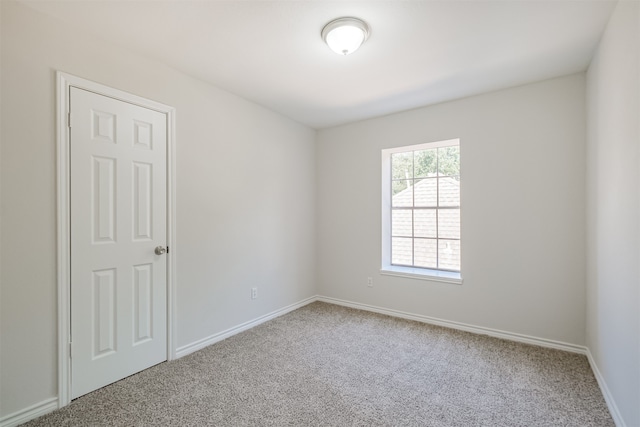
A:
[{"xmin": 22, "ymin": 0, "xmax": 616, "ymax": 129}]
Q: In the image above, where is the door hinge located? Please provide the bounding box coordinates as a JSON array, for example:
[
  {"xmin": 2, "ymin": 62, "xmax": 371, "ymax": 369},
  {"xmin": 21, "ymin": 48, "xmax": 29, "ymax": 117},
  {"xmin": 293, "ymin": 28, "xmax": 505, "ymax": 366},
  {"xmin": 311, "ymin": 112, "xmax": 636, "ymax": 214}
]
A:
[
  {"xmin": 166, "ymin": 246, "xmax": 169, "ymax": 254},
  {"xmin": 67, "ymin": 112, "xmax": 72, "ymax": 128},
  {"xmin": 69, "ymin": 342, "xmax": 72, "ymax": 358}
]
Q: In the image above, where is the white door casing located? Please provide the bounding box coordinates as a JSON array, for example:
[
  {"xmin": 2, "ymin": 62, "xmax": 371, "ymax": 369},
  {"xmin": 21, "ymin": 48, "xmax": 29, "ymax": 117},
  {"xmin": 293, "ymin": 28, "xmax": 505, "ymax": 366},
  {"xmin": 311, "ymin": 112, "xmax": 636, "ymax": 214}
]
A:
[
  {"xmin": 57, "ymin": 72, "xmax": 176, "ymax": 406},
  {"xmin": 70, "ymin": 87, "xmax": 168, "ymax": 398}
]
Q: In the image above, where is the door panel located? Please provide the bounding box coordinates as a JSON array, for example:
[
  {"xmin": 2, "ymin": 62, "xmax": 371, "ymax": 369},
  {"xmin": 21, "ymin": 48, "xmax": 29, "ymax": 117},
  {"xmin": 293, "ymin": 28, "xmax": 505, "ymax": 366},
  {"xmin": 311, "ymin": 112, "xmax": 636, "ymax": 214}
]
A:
[{"xmin": 70, "ymin": 87, "xmax": 167, "ymax": 399}]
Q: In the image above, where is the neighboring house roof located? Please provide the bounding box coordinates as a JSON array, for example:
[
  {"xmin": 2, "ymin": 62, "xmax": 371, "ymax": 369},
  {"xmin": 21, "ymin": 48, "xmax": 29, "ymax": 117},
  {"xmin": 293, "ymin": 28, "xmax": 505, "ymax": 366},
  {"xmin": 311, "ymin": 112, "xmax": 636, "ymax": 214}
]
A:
[
  {"xmin": 392, "ymin": 175, "xmax": 459, "ymax": 208},
  {"xmin": 391, "ymin": 176, "xmax": 460, "ymax": 270}
]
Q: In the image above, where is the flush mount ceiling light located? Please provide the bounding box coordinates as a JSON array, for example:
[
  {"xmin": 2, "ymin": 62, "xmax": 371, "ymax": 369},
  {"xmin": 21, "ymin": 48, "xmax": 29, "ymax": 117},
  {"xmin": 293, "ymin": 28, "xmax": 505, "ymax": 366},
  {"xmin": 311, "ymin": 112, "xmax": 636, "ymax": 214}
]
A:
[{"xmin": 321, "ymin": 17, "xmax": 370, "ymax": 56}]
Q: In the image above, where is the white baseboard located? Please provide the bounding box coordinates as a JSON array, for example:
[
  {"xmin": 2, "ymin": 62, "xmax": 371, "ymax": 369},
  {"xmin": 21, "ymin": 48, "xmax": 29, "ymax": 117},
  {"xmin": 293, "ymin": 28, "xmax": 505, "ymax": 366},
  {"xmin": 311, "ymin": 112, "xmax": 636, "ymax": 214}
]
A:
[
  {"xmin": 586, "ymin": 350, "xmax": 627, "ymax": 427},
  {"xmin": 317, "ymin": 296, "xmax": 587, "ymax": 354},
  {"xmin": 3, "ymin": 296, "xmax": 624, "ymax": 427},
  {"xmin": 0, "ymin": 397, "xmax": 58, "ymax": 427},
  {"xmin": 175, "ymin": 296, "xmax": 318, "ymax": 358}
]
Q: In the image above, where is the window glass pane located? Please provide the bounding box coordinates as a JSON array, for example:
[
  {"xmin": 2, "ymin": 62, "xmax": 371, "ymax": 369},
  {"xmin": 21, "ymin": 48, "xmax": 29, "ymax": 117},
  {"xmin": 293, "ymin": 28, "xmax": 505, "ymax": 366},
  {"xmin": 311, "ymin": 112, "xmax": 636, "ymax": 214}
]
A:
[
  {"xmin": 414, "ymin": 238, "xmax": 437, "ymax": 269},
  {"xmin": 414, "ymin": 178, "xmax": 437, "ymax": 207},
  {"xmin": 392, "ymin": 237, "xmax": 413, "ymax": 265},
  {"xmin": 438, "ymin": 177, "xmax": 460, "ymax": 207},
  {"xmin": 438, "ymin": 239, "xmax": 461, "ymax": 271},
  {"xmin": 392, "ymin": 152, "xmax": 413, "ymax": 180},
  {"xmin": 384, "ymin": 141, "xmax": 461, "ymax": 275},
  {"xmin": 438, "ymin": 146, "xmax": 460, "ymax": 176},
  {"xmin": 438, "ymin": 209, "xmax": 460, "ymax": 239},
  {"xmin": 414, "ymin": 149, "xmax": 437, "ymax": 178},
  {"xmin": 414, "ymin": 209, "xmax": 436, "ymax": 238},
  {"xmin": 391, "ymin": 210, "xmax": 412, "ymax": 237},
  {"xmin": 392, "ymin": 181, "xmax": 413, "ymax": 207}
]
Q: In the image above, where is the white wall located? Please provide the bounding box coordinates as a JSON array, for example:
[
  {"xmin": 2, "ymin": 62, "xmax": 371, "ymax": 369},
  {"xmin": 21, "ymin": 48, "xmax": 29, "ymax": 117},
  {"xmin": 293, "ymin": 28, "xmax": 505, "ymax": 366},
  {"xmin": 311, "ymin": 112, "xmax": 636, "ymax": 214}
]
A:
[
  {"xmin": 586, "ymin": 1, "xmax": 640, "ymax": 425},
  {"xmin": 0, "ymin": 0, "xmax": 316, "ymax": 418},
  {"xmin": 3, "ymin": 0, "xmax": 635, "ymax": 422},
  {"xmin": 317, "ymin": 74, "xmax": 587, "ymax": 346}
]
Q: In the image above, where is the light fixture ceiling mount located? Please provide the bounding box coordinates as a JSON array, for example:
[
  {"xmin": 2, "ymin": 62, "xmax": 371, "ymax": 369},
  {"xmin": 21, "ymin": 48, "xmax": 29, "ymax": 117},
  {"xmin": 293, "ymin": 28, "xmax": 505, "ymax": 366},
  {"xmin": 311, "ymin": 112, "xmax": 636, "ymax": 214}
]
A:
[{"xmin": 321, "ymin": 17, "xmax": 370, "ymax": 56}]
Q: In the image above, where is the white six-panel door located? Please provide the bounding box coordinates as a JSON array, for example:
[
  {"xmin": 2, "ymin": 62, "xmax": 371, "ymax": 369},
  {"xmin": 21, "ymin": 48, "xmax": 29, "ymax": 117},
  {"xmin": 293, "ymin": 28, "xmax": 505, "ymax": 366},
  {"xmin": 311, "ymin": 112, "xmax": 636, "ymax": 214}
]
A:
[{"xmin": 70, "ymin": 87, "xmax": 167, "ymax": 399}]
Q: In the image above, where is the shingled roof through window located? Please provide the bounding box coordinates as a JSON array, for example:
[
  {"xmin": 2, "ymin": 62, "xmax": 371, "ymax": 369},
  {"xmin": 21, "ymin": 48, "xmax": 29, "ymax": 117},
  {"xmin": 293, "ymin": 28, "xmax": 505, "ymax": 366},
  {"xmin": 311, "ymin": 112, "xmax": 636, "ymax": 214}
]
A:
[{"xmin": 391, "ymin": 176, "xmax": 460, "ymax": 271}]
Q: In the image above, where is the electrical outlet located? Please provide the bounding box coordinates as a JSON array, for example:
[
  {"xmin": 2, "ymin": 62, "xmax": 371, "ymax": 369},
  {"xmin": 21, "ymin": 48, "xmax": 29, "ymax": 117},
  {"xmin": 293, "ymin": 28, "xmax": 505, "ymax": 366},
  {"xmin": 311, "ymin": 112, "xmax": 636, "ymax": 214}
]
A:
[
  {"xmin": 367, "ymin": 277, "xmax": 373, "ymax": 287},
  {"xmin": 251, "ymin": 287, "xmax": 258, "ymax": 299}
]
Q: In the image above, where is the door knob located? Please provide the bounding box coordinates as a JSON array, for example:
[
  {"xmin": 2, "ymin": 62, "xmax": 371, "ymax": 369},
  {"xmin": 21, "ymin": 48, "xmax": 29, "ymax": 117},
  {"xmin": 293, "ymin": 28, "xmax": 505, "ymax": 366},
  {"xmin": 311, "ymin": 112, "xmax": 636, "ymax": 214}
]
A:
[{"xmin": 155, "ymin": 246, "xmax": 167, "ymax": 255}]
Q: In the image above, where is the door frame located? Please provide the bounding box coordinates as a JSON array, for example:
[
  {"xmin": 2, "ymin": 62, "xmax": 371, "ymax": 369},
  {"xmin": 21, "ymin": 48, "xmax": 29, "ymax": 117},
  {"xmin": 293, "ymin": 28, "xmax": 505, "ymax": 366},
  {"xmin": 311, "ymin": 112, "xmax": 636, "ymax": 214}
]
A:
[{"xmin": 56, "ymin": 72, "xmax": 177, "ymax": 408}]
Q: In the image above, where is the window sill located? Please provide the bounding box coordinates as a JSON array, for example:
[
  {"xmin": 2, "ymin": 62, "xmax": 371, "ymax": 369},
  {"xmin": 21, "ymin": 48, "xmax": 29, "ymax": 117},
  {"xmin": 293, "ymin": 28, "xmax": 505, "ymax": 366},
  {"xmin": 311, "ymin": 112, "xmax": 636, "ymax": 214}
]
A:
[{"xmin": 380, "ymin": 265, "xmax": 463, "ymax": 285}]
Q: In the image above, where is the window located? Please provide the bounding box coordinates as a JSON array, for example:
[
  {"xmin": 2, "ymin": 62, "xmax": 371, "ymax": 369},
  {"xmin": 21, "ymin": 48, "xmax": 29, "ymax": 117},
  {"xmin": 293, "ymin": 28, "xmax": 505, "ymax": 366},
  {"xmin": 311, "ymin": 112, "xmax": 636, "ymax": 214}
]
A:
[{"xmin": 381, "ymin": 139, "xmax": 461, "ymax": 283}]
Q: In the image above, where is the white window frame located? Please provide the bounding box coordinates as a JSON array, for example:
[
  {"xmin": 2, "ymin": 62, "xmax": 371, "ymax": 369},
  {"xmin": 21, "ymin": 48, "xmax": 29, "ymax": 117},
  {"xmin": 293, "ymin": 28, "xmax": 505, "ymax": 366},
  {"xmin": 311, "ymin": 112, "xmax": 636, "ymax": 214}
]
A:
[{"xmin": 381, "ymin": 138, "xmax": 462, "ymax": 284}]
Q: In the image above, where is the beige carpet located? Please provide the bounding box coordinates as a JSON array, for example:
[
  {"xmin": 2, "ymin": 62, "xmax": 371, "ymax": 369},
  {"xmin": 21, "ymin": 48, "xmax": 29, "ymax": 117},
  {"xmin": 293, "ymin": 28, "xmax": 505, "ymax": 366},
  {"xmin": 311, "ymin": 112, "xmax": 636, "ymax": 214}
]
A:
[{"xmin": 25, "ymin": 302, "xmax": 613, "ymax": 426}]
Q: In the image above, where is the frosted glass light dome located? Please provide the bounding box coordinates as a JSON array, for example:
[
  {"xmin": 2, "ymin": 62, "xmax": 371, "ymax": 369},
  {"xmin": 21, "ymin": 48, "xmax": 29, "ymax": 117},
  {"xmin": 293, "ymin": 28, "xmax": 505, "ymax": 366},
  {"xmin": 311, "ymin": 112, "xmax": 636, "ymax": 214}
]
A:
[{"xmin": 321, "ymin": 17, "xmax": 370, "ymax": 56}]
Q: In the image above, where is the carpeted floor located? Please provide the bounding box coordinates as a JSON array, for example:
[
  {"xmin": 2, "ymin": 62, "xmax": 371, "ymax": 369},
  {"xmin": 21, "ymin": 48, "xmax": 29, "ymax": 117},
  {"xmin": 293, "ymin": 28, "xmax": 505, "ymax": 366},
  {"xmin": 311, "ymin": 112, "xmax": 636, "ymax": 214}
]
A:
[{"xmin": 25, "ymin": 302, "xmax": 613, "ymax": 426}]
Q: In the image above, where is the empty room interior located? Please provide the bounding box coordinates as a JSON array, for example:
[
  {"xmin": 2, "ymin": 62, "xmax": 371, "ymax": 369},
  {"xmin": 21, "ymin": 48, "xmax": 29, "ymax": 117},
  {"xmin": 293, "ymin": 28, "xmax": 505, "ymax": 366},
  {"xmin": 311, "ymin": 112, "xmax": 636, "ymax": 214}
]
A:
[{"xmin": 0, "ymin": 0, "xmax": 639, "ymax": 426}]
